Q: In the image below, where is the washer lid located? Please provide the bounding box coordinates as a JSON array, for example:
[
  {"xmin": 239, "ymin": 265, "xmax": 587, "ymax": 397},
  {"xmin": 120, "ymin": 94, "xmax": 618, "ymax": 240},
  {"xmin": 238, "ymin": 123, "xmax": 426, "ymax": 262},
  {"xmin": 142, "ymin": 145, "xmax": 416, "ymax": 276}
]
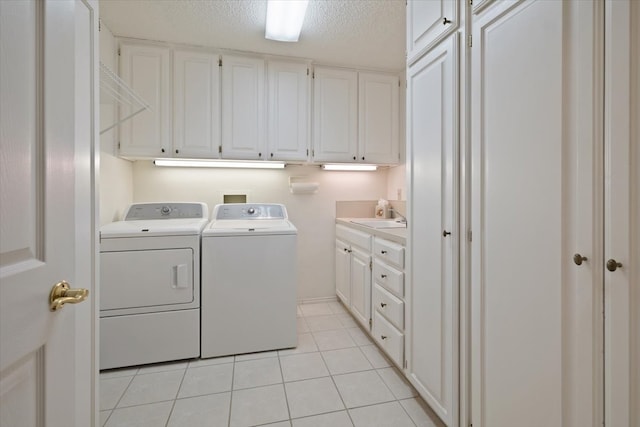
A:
[
  {"xmin": 100, "ymin": 218, "xmax": 209, "ymax": 238},
  {"xmin": 203, "ymin": 219, "xmax": 297, "ymax": 236}
]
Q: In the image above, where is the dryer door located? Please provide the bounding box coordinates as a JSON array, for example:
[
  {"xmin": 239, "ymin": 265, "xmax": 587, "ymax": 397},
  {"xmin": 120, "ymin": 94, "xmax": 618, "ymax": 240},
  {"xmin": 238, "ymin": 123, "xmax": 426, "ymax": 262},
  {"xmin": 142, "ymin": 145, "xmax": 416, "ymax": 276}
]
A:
[{"xmin": 101, "ymin": 248, "xmax": 194, "ymax": 311}]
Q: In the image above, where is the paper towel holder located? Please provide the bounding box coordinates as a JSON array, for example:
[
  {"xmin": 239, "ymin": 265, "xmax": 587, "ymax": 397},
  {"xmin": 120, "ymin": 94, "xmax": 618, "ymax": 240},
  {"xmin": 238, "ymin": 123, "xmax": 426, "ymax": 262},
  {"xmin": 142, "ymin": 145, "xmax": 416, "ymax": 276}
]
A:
[{"xmin": 289, "ymin": 176, "xmax": 319, "ymax": 194}]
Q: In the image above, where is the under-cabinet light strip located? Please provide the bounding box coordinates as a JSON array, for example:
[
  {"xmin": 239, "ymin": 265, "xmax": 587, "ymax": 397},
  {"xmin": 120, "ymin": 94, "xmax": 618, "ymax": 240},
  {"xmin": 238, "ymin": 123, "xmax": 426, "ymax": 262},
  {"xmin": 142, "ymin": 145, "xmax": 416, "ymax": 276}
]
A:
[
  {"xmin": 321, "ymin": 164, "xmax": 378, "ymax": 171},
  {"xmin": 153, "ymin": 159, "xmax": 286, "ymax": 169}
]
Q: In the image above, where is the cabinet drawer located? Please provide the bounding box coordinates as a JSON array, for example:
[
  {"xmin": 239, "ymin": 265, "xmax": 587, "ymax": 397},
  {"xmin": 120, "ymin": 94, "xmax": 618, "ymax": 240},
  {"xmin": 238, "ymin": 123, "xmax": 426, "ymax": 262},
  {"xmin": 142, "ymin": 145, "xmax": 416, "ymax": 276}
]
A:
[
  {"xmin": 373, "ymin": 259, "xmax": 404, "ymax": 297},
  {"xmin": 373, "ymin": 311, "xmax": 404, "ymax": 368},
  {"xmin": 336, "ymin": 224, "xmax": 372, "ymax": 251},
  {"xmin": 373, "ymin": 237, "xmax": 404, "ymax": 268},
  {"xmin": 373, "ymin": 284, "xmax": 404, "ymax": 330}
]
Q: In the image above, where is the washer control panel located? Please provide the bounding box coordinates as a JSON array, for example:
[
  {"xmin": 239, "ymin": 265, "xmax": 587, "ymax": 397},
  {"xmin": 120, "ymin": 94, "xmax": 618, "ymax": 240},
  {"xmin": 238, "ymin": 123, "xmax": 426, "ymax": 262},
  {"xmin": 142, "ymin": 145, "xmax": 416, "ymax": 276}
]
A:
[
  {"xmin": 214, "ymin": 203, "xmax": 287, "ymax": 220},
  {"xmin": 124, "ymin": 203, "xmax": 207, "ymax": 220}
]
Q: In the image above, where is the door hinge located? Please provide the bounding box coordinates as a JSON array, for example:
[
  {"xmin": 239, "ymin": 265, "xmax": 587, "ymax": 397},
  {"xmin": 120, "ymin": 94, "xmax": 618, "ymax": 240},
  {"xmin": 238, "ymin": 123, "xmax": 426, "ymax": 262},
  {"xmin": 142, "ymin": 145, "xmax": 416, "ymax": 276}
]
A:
[
  {"xmin": 312, "ymin": 149, "xmax": 315, "ymax": 157},
  {"xmin": 369, "ymin": 318, "xmax": 372, "ymax": 327},
  {"xmin": 398, "ymin": 79, "xmax": 401, "ymax": 87},
  {"xmin": 118, "ymin": 141, "xmax": 121, "ymax": 149},
  {"xmin": 306, "ymin": 148, "xmax": 309, "ymax": 156},
  {"xmin": 312, "ymin": 71, "xmax": 315, "ymax": 79},
  {"xmin": 404, "ymin": 359, "xmax": 408, "ymax": 369},
  {"xmin": 468, "ymin": 230, "xmax": 473, "ymax": 242},
  {"xmin": 218, "ymin": 58, "xmax": 222, "ymax": 66},
  {"xmin": 369, "ymin": 260, "xmax": 373, "ymax": 270},
  {"xmin": 469, "ymin": 0, "xmax": 473, "ymax": 5},
  {"xmin": 118, "ymin": 48, "xmax": 121, "ymax": 56},
  {"xmin": 307, "ymin": 68, "xmax": 310, "ymax": 76},
  {"xmin": 468, "ymin": 35, "xmax": 473, "ymax": 48},
  {"xmin": 218, "ymin": 145, "xmax": 222, "ymax": 153},
  {"xmin": 98, "ymin": 19, "xmax": 101, "ymax": 32}
]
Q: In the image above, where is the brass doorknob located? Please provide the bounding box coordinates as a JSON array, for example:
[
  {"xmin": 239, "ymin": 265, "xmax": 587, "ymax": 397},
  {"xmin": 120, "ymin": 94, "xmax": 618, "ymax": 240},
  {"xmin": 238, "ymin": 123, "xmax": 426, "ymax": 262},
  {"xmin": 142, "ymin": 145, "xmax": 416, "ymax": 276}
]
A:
[
  {"xmin": 49, "ymin": 281, "xmax": 89, "ymax": 311},
  {"xmin": 606, "ymin": 259, "xmax": 622, "ymax": 272},
  {"xmin": 573, "ymin": 253, "xmax": 588, "ymax": 266}
]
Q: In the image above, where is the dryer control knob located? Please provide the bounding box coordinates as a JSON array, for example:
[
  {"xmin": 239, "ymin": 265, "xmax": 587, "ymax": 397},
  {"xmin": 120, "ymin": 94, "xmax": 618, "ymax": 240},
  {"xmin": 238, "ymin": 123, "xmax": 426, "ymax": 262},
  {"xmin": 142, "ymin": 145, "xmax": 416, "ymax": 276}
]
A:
[
  {"xmin": 161, "ymin": 206, "xmax": 171, "ymax": 215},
  {"xmin": 247, "ymin": 207, "xmax": 255, "ymax": 215}
]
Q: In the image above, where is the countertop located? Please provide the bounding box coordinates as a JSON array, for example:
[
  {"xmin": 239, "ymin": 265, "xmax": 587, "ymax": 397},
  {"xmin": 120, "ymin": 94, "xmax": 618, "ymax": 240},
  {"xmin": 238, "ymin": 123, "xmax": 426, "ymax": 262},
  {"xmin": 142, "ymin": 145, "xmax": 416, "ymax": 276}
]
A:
[{"xmin": 336, "ymin": 218, "xmax": 407, "ymax": 245}]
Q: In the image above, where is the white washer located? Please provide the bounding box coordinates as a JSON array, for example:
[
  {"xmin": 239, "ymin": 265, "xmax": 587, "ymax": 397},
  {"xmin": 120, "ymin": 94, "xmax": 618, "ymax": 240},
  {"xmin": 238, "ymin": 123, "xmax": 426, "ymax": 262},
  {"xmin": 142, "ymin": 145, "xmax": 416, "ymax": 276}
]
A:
[
  {"xmin": 99, "ymin": 202, "xmax": 208, "ymax": 370},
  {"xmin": 201, "ymin": 203, "xmax": 297, "ymax": 358}
]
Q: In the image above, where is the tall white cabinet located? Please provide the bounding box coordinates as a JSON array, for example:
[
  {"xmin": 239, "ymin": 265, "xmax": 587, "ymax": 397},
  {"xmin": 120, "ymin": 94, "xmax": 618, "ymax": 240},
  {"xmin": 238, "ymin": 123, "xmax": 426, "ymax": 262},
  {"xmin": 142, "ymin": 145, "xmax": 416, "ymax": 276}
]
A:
[
  {"xmin": 407, "ymin": 0, "xmax": 638, "ymax": 426},
  {"xmin": 406, "ymin": 35, "xmax": 458, "ymax": 427}
]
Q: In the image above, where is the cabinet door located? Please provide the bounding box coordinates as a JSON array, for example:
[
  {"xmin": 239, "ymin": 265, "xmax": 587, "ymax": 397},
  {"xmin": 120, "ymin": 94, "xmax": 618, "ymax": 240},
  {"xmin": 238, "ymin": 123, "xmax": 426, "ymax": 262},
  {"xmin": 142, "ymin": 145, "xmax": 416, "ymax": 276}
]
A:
[
  {"xmin": 119, "ymin": 43, "xmax": 170, "ymax": 157},
  {"xmin": 221, "ymin": 55, "xmax": 265, "ymax": 160},
  {"xmin": 358, "ymin": 72, "xmax": 400, "ymax": 164},
  {"xmin": 335, "ymin": 239, "xmax": 351, "ymax": 306},
  {"xmin": 267, "ymin": 61, "xmax": 309, "ymax": 161},
  {"xmin": 312, "ymin": 67, "xmax": 357, "ymax": 162},
  {"xmin": 173, "ymin": 50, "xmax": 220, "ymax": 158},
  {"xmin": 407, "ymin": 0, "xmax": 457, "ymax": 64},
  {"xmin": 349, "ymin": 247, "xmax": 371, "ymax": 330},
  {"xmin": 470, "ymin": 2, "xmax": 601, "ymax": 426},
  {"xmin": 406, "ymin": 35, "xmax": 457, "ymax": 426}
]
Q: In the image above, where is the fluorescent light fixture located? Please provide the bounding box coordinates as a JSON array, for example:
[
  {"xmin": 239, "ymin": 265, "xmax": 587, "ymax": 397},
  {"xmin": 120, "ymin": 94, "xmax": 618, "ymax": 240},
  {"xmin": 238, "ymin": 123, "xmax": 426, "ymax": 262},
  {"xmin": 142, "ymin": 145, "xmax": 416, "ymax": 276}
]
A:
[
  {"xmin": 265, "ymin": 0, "xmax": 309, "ymax": 42},
  {"xmin": 153, "ymin": 159, "xmax": 286, "ymax": 169},
  {"xmin": 321, "ymin": 164, "xmax": 378, "ymax": 171}
]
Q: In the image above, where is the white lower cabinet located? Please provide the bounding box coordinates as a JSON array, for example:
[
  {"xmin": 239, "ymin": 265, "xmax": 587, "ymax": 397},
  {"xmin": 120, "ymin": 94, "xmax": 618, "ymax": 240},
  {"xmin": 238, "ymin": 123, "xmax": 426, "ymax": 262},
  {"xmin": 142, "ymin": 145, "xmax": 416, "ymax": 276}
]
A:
[{"xmin": 335, "ymin": 225, "xmax": 407, "ymax": 368}]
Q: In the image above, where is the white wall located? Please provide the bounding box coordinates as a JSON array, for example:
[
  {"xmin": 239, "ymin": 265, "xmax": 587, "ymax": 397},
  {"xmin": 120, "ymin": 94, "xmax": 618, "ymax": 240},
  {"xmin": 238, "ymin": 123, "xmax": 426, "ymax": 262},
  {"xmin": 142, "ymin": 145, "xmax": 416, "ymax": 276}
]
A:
[
  {"xmin": 99, "ymin": 22, "xmax": 134, "ymax": 225},
  {"xmin": 386, "ymin": 164, "xmax": 406, "ymax": 201},
  {"xmin": 132, "ymin": 161, "xmax": 390, "ymax": 300}
]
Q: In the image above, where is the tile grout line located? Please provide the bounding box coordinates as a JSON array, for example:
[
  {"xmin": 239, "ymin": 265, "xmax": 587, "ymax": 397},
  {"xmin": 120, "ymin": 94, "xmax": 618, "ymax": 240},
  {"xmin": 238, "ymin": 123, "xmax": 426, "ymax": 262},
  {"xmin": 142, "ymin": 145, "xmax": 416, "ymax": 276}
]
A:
[
  {"xmin": 276, "ymin": 353, "xmax": 293, "ymax": 425},
  {"xmin": 227, "ymin": 356, "xmax": 237, "ymax": 427},
  {"xmin": 317, "ymin": 347, "xmax": 356, "ymax": 427},
  {"xmin": 163, "ymin": 366, "xmax": 189, "ymax": 427}
]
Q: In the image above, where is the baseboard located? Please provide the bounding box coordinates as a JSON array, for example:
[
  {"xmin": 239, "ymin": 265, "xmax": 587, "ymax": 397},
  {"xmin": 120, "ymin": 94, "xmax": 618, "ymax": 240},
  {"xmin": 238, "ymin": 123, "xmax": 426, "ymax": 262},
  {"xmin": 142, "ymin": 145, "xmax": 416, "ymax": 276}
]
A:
[{"xmin": 297, "ymin": 295, "xmax": 339, "ymax": 305}]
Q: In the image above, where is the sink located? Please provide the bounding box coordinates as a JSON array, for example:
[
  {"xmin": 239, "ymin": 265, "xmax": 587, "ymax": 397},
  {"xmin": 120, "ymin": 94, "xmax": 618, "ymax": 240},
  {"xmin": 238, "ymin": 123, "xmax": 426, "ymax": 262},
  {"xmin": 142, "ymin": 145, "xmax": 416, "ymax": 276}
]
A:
[{"xmin": 350, "ymin": 219, "xmax": 407, "ymax": 229}]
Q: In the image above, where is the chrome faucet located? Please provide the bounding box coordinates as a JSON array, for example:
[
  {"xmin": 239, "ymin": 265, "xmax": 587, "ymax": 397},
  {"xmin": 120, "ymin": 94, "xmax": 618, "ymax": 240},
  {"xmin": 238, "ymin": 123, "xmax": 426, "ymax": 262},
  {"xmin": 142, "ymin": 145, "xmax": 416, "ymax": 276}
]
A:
[{"xmin": 390, "ymin": 208, "xmax": 407, "ymax": 224}]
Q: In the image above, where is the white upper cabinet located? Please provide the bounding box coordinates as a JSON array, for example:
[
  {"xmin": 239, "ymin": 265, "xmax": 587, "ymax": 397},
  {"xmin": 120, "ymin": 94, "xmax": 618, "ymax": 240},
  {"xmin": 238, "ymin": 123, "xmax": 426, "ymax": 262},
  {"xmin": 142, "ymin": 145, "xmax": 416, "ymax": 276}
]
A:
[
  {"xmin": 221, "ymin": 55, "xmax": 265, "ymax": 160},
  {"xmin": 119, "ymin": 43, "xmax": 171, "ymax": 157},
  {"xmin": 407, "ymin": 0, "xmax": 457, "ymax": 64},
  {"xmin": 173, "ymin": 50, "xmax": 221, "ymax": 158},
  {"xmin": 312, "ymin": 67, "xmax": 358, "ymax": 162},
  {"xmin": 407, "ymin": 35, "xmax": 457, "ymax": 427},
  {"xmin": 358, "ymin": 72, "xmax": 400, "ymax": 164},
  {"xmin": 267, "ymin": 60, "xmax": 310, "ymax": 161}
]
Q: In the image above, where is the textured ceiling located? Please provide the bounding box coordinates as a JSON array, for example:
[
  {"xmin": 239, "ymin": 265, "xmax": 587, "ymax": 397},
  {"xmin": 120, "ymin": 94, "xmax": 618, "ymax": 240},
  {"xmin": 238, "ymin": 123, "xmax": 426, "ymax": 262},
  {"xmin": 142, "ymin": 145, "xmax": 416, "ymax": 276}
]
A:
[{"xmin": 99, "ymin": 0, "xmax": 406, "ymax": 71}]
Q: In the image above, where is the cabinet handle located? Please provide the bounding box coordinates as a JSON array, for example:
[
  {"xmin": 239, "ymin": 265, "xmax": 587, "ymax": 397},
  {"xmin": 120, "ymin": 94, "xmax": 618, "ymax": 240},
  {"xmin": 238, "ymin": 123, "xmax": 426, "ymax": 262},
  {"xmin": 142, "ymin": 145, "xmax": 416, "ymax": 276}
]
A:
[
  {"xmin": 362, "ymin": 156, "xmax": 365, "ymax": 160},
  {"xmin": 380, "ymin": 302, "xmax": 387, "ymax": 308},
  {"xmin": 175, "ymin": 149, "xmax": 179, "ymax": 154},
  {"xmin": 443, "ymin": 230, "xmax": 451, "ymax": 237},
  {"xmin": 381, "ymin": 335, "xmax": 387, "ymax": 340},
  {"xmin": 606, "ymin": 259, "xmax": 622, "ymax": 272},
  {"xmin": 258, "ymin": 152, "xmax": 262, "ymax": 157},
  {"xmin": 573, "ymin": 253, "xmax": 588, "ymax": 266},
  {"xmin": 353, "ymin": 156, "xmax": 356, "ymax": 160},
  {"xmin": 443, "ymin": 17, "xmax": 452, "ymax": 25},
  {"xmin": 381, "ymin": 274, "xmax": 387, "ymax": 278},
  {"xmin": 161, "ymin": 148, "xmax": 165, "ymax": 153},
  {"xmin": 270, "ymin": 153, "xmax": 273, "ymax": 158},
  {"xmin": 344, "ymin": 248, "xmax": 348, "ymax": 252},
  {"xmin": 381, "ymin": 250, "xmax": 387, "ymax": 254}
]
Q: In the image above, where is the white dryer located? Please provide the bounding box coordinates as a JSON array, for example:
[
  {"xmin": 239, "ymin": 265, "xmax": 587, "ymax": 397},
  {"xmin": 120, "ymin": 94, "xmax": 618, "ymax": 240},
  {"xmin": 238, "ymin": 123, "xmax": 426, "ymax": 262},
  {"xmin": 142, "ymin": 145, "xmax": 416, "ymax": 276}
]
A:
[
  {"xmin": 201, "ymin": 203, "xmax": 297, "ymax": 358},
  {"xmin": 99, "ymin": 202, "xmax": 208, "ymax": 370}
]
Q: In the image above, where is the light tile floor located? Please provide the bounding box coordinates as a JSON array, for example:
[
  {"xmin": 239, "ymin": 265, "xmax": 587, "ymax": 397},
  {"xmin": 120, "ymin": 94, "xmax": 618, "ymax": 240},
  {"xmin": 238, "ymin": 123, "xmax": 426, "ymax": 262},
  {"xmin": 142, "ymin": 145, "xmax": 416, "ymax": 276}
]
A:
[{"xmin": 100, "ymin": 301, "xmax": 445, "ymax": 427}]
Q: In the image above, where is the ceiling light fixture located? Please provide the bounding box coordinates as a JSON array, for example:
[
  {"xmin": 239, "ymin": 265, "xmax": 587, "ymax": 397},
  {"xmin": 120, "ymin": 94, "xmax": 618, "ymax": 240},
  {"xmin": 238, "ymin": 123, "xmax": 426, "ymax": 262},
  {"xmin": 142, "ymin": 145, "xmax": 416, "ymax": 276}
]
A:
[
  {"xmin": 265, "ymin": 0, "xmax": 309, "ymax": 42},
  {"xmin": 153, "ymin": 159, "xmax": 286, "ymax": 169},
  {"xmin": 321, "ymin": 164, "xmax": 378, "ymax": 172}
]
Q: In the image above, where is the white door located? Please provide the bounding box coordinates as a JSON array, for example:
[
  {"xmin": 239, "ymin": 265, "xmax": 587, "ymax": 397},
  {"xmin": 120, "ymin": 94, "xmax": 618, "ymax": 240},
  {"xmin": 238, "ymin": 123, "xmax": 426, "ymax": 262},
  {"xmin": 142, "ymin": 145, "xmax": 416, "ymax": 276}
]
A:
[
  {"xmin": 0, "ymin": 1, "xmax": 96, "ymax": 426},
  {"xmin": 119, "ymin": 42, "xmax": 171, "ymax": 158},
  {"xmin": 358, "ymin": 72, "xmax": 400, "ymax": 164},
  {"xmin": 470, "ymin": 1, "xmax": 601, "ymax": 426},
  {"xmin": 173, "ymin": 50, "xmax": 221, "ymax": 158},
  {"xmin": 267, "ymin": 60, "xmax": 310, "ymax": 161},
  {"xmin": 349, "ymin": 247, "xmax": 371, "ymax": 330},
  {"xmin": 603, "ymin": 1, "xmax": 639, "ymax": 425},
  {"xmin": 221, "ymin": 55, "xmax": 265, "ymax": 160},
  {"xmin": 312, "ymin": 67, "xmax": 358, "ymax": 163},
  {"xmin": 335, "ymin": 240, "xmax": 351, "ymax": 306},
  {"xmin": 406, "ymin": 0, "xmax": 457, "ymax": 64},
  {"xmin": 406, "ymin": 34, "xmax": 457, "ymax": 426}
]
